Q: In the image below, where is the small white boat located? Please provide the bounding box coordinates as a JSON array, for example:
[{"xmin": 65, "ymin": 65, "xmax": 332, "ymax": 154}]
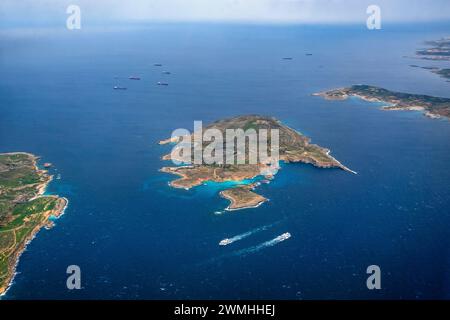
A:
[
  {"xmin": 219, "ymin": 238, "xmax": 233, "ymax": 246},
  {"xmin": 275, "ymin": 232, "xmax": 291, "ymax": 241}
]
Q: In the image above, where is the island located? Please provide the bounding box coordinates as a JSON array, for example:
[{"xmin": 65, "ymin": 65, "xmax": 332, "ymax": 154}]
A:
[
  {"xmin": 220, "ymin": 183, "xmax": 267, "ymax": 211},
  {"xmin": 407, "ymin": 37, "xmax": 450, "ymax": 82},
  {"xmin": 0, "ymin": 152, "xmax": 67, "ymax": 296},
  {"xmin": 314, "ymin": 85, "xmax": 450, "ymax": 119},
  {"xmin": 416, "ymin": 38, "xmax": 450, "ymax": 61},
  {"xmin": 159, "ymin": 115, "xmax": 355, "ymax": 211}
]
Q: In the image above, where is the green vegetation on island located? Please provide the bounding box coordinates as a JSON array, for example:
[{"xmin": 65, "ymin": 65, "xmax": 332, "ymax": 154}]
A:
[
  {"xmin": 0, "ymin": 153, "xmax": 67, "ymax": 295},
  {"xmin": 159, "ymin": 115, "xmax": 354, "ymax": 211}
]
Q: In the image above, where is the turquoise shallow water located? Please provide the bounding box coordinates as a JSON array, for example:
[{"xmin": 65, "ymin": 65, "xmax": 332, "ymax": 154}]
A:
[{"xmin": 0, "ymin": 22, "xmax": 450, "ymax": 299}]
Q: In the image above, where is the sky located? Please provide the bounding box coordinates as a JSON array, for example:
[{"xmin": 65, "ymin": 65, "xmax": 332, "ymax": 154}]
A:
[{"xmin": 1, "ymin": 0, "xmax": 450, "ymax": 27}]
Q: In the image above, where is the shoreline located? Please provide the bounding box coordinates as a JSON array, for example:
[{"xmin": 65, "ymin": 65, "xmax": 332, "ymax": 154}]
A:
[
  {"xmin": 219, "ymin": 183, "xmax": 268, "ymax": 211},
  {"xmin": 221, "ymin": 193, "xmax": 268, "ymax": 211},
  {"xmin": 278, "ymin": 124, "xmax": 357, "ymax": 174},
  {"xmin": 0, "ymin": 153, "xmax": 68, "ymax": 297},
  {"xmin": 0, "ymin": 196, "xmax": 68, "ymax": 298},
  {"xmin": 160, "ymin": 166, "xmax": 263, "ymax": 190},
  {"xmin": 158, "ymin": 115, "xmax": 357, "ymax": 212},
  {"xmin": 323, "ymin": 150, "xmax": 357, "ymax": 175},
  {"xmin": 314, "ymin": 86, "xmax": 450, "ymax": 120}
]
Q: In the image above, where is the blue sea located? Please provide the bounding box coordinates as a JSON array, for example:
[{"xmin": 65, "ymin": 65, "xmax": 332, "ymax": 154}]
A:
[{"xmin": 1, "ymin": 22, "xmax": 449, "ymax": 299}]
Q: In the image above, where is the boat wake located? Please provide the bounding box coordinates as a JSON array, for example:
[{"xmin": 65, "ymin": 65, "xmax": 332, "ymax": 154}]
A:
[
  {"xmin": 231, "ymin": 232, "xmax": 291, "ymax": 256},
  {"xmin": 219, "ymin": 224, "xmax": 273, "ymax": 246},
  {"xmin": 201, "ymin": 231, "xmax": 292, "ymax": 266}
]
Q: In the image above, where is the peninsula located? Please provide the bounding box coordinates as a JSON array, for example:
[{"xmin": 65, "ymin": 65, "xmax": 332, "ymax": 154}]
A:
[
  {"xmin": 314, "ymin": 85, "xmax": 450, "ymax": 119},
  {"xmin": 0, "ymin": 152, "xmax": 67, "ymax": 296},
  {"xmin": 159, "ymin": 115, "xmax": 354, "ymax": 211}
]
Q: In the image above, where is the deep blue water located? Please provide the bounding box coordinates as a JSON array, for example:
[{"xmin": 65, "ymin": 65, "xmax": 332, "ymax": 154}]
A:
[{"xmin": 1, "ymin": 22, "xmax": 449, "ymax": 299}]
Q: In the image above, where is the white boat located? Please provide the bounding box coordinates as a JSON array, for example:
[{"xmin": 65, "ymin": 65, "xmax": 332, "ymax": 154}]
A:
[
  {"xmin": 219, "ymin": 238, "xmax": 233, "ymax": 246},
  {"xmin": 275, "ymin": 232, "xmax": 291, "ymax": 241}
]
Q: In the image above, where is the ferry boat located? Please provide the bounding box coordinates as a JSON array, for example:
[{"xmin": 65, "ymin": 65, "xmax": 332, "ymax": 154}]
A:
[
  {"xmin": 275, "ymin": 232, "xmax": 291, "ymax": 241},
  {"xmin": 219, "ymin": 238, "xmax": 233, "ymax": 246}
]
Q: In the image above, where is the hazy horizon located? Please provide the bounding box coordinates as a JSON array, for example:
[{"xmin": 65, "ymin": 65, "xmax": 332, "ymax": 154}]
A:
[{"xmin": 1, "ymin": 0, "xmax": 450, "ymax": 28}]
